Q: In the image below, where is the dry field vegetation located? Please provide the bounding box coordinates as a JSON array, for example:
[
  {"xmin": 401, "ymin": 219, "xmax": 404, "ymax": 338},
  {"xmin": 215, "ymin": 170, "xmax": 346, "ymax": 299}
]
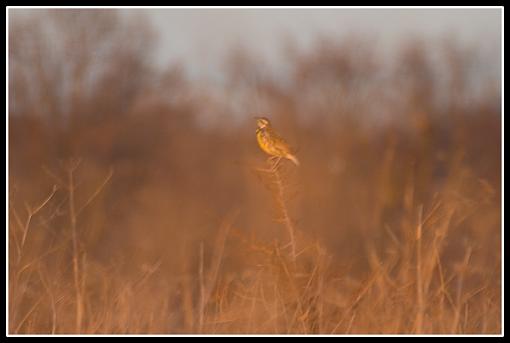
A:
[{"xmin": 8, "ymin": 10, "xmax": 501, "ymax": 334}]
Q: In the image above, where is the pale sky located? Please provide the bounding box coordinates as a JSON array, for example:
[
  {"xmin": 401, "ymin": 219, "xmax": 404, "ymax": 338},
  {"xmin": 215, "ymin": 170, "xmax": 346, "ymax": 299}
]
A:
[
  {"xmin": 128, "ymin": 8, "xmax": 502, "ymax": 81},
  {"xmin": 9, "ymin": 7, "xmax": 503, "ymax": 82}
]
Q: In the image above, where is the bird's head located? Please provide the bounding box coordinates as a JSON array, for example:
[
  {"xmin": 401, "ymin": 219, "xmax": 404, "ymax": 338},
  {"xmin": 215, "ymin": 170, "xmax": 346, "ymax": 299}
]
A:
[{"xmin": 254, "ymin": 117, "xmax": 271, "ymax": 129}]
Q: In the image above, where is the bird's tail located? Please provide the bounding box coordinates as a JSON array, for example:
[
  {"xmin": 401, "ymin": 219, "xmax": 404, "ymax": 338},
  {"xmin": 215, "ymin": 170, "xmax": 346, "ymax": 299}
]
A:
[{"xmin": 286, "ymin": 154, "xmax": 300, "ymax": 166}]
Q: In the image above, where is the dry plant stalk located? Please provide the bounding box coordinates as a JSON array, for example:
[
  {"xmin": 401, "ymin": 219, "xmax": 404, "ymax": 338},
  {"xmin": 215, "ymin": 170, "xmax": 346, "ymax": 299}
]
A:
[
  {"xmin": 256, "ymin": 160, "xmax": 298, "ymax": 262},
  {"xmin": 415, "ymin": 205, "xmax": 424, "ymax": 333},
  {"xmin": 66, "ymin": 159, "xmax": 84, "ymax": 333},
  {"xmin": 28, "ymin": 159, "xmax": 113, "ymax": 333},
  {"xmin": 9, "ymin": 186, "xmax": 57, "ymax": 333},
  {"xmin": 197, "ymin": 211, "xmax": 237, "ymax": 332}
]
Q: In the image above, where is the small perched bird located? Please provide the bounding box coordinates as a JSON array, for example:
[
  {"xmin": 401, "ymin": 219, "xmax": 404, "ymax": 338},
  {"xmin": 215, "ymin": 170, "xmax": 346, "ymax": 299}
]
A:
[{"xmin": 255, "ymin": 117, "xmax": 300, "ymax": 166}]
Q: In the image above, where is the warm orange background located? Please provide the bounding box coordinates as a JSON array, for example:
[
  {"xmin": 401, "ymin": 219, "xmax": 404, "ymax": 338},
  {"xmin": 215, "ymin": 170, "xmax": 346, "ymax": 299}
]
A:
[{"xmin": 8, "ymin": 9, "xmax": 501, "ymax": 334}]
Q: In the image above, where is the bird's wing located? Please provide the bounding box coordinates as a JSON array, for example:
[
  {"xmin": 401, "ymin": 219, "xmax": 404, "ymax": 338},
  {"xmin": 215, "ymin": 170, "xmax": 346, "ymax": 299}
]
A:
[{"xmin": 270, "ymin": 130, "xmax": 293, "ymax": 153}]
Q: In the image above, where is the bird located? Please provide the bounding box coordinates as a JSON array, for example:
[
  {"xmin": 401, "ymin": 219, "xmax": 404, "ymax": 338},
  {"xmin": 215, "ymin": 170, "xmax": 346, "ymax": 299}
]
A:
[{"xmin": 254, "ymin": 117, "xmax": 300, "ymax": 167}]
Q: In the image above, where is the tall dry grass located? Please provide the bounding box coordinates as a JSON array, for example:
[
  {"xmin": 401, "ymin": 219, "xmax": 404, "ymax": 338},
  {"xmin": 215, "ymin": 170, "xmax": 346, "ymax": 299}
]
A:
[{"xmin": 8, "ymin": 143, "xmax": 501, "ymax": 334}]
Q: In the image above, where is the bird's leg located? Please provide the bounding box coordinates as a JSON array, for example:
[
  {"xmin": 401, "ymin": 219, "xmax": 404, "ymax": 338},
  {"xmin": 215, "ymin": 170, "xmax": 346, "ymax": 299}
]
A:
[
  {"xmin": 258, "ymin": 156, "xmax": 282, "ymax": 173},
  {"xmin": 270, "ymin": 157, "xmax": 282, "ymax": 172},
  {"xmin": 266, "ymin": 156, "xmax": 277, "ymax": 167},
  {"xmin": 256, "ymin": 156, "xmax": 278, "ymax": 173}
]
